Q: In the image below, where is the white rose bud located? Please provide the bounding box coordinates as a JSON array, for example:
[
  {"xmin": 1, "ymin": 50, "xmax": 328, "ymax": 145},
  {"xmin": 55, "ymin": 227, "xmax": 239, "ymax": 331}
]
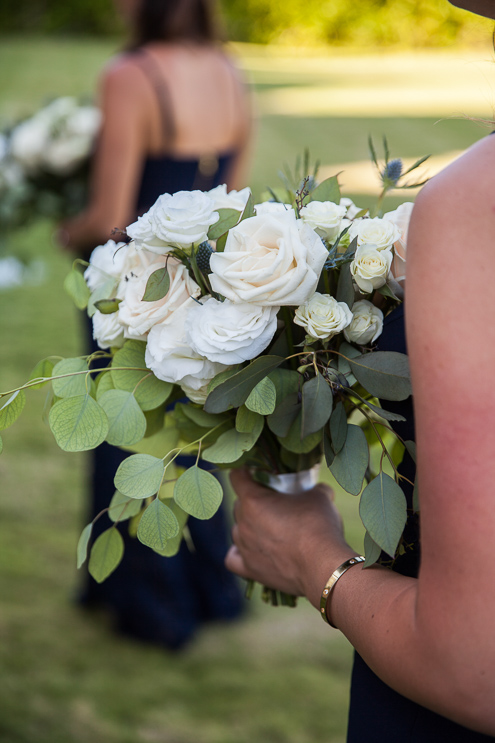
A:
[
  {"xmin": 92, "ymin": 310, "xmax": 125, "ymax": 350},
  {"xmin": 118, "ymin": 257, "xmax": 200, "ymax": 338},
  {"xmin": 294, "ymin": 292, "xmax": 353, "ymax": 341},
  {"xmin": 299, "ymin": 200, "xmax": 347, "ymax": 242},
  {"xmin": 343, "ymin": 300, "xmax": 384, "ymax": 345},
  {"xmin": 350, "ymin": 244, "xmax": 393, "ymax": 294},
  {"xmin": 209, "ymin": 211, "xmax": 328, "ymax": 307},
  {"xmin": 349, "ymin": 217, "xmax": 401, "ymax": 251},
  {"xmin": 207, "ymin": 184, "xmax": 251, "ymax": 211},
  {"xmin": 185, "ymin": 297, "xmax": 278, "ymax": 365},
  {"xmin": 145, "ymin": 302, "xmax": 229, "ymax": 390},
  {"xmin": 84, "ymin": 240, "xmax": 128, "ymax": 292},
  {"xmin": 254, "ymin": 201, "xmax": 293, "ymax": 217}
]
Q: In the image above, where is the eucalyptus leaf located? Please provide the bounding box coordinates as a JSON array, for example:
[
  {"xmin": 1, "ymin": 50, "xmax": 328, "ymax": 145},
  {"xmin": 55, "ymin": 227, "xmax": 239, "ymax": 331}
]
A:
[
  {"xmin": 49, "ymin": 394, "xmax": 109, "ymax": 451},
  {"xmin": 143, "ymin": 405, "xmax": 165, "ymax": 438},
  {"xmin": 142, "ymin": 266, "xmax": 170, "ymax": 302},
  {"xmin": 88, "ymin": 528, "xmax": 124, "ymax": 583},
  {"xmin": 266, "ymin": 392, "xmax": 300, "ymax": 437},
  {"xmin": 108, "ymin": 490, "xmax": 143, "ymax": 522},
  {"xmin": 206, "ymin": 366, "xmax": 240, "ymax": 395},
  {"xmin": 215, "ymin": 232, "xmax": 227, "ymax": 253},
  {"xmin": 349, "ymin": 351, "xmax": 411, "ymax": 401},
  {"xmin": 329, "ymin": 424, "xmax": 368, "ymax": 495},
  {"xmin": 0, "ymin": 389, "xmax": 26, "ymax": 431},
  {"xmin": 359, "ymin": 472, "xmax": 407, "ymax": 558},
  {"xmin": 363, "ymin": 531, "xmax": 382, "ymax": 567},
  {"xmin": 76, "ymin": 523, "xmax": 93, "ymax": 569},
  {"xmin": 301, "ymin": 373, "xmax": 333, "ymax": 437},
  {"xmin": 245, "ymin": 375, "xmax": 277, "ymax": 415},
  {"xmin": 203, "ymin": 423, "xmax": 263, "ymax": 463},
  {"xmin": 240, "ymin": 191, "xmax": 255, "ymax": 221},
  {"xmin": 52, "ymin": 358, "xmax": 92, "ymax": 398},
  {"xmin": 174, "ymin": 466, "xmax": 223, "ymax": 519},
  {"xmin": 310, "ymin": 175, "xmax": 341, "ymax": 204},
  {"xmin": 236, "ymin": 405, "xmax": 263, "ymax": 434},
  {"xmin": 95, "ymin": 370, "xmax": 115, "ymax": 400},
  {"xmin": 329, "ymin": 401, "xmax": 347, "ymax": 454},
  {"xmin": 87, "ymin": 279, "xmax": 117, "ymax": 317},
  {"xmin": 114, "ymin": 453, "xmax": 165, "ymax": 499},
  {"xmin": 178, "ymin": 403, "xmax": 228, "ymax": 429},
  {"xmin": 64, "ymin": 268, "xmax": 90, "ymax": 310},
  {"xmin": 112, "ymin": 340, "xmax": 172, "ymax": 411},
  {"xmin": 350, "ymin": 390, "xmax": 406, "ymax": 423},
  {"xmin": 336, "ymin": 264, "xmax": 355, "ymax": 308},
  {"xmin": 94, "ymin": 298, "xmax": 121, "ymax": 314},
  {"xmin": 404, "ymin": 440, "xmax": 417, "ymax": 463},
  {"xmin": 207, "ymin": 208, "xmax": 241, "ymax": 240},
  {"xmin": 276, "ymin": 411, "xmax": 322, "ymax": 454},
  {"xmin": 323, "ymin": 429, "xmax": 334, "ymax": 467},
  {"xmin": 204, "ymin": 356, "xmax": 285, "ymax": 414},
  {"xmin": 137, "ymin": 499, "xmax": 180, "ymax": 550},
  {"xmin": 29, "ymin": 358, "xmax": 54, "ymax": 389},
  {"xmin": 153, "ymin": 500, "xmax": 188, "ymax": 556},
  {"xmin": 268, "ymin": 369, "xmax": 300, "ymax": 403},
  {"xmin": 98, "ymin": 389, "xmax": 147, "ymax": 446}
]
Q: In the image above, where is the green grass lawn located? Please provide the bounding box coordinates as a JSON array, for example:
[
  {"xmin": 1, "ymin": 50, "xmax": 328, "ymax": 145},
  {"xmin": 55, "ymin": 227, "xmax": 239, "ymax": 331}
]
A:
[{"xmin": 0, "ymin": 34, "xmax": 492, "ymax": 743}]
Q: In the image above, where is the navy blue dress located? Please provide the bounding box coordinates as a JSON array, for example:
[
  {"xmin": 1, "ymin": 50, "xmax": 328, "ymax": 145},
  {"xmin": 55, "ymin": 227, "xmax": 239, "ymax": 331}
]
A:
[
  {"xmin": 79, "ymin": 48, "xmax": 244, "ymax": 649},
  {"xmin": 347, "ymin": 304, "xmax": 494, "ymax": 741}
]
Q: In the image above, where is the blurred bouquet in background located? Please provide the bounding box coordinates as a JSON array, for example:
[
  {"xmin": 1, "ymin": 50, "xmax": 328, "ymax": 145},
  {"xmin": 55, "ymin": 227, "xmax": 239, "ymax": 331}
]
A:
[{"xmin": 0, "ymin": 147, "xmax": 426, "ymax": 604}]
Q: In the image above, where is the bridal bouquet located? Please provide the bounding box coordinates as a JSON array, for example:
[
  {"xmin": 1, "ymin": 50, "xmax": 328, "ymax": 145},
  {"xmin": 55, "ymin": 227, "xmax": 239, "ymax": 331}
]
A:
[
  {"xmin": 1, "ymin": 96, "xmax": 101, "ymax": 225},
  {"xmin": 0, "ymin": 150, "xmax": 424, "ymax": 599}
]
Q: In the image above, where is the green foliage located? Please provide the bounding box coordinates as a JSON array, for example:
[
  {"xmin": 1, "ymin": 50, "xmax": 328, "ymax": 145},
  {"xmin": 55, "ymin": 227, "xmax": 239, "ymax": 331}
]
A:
[
  {"xmin": 112, "ymin": 340, "xmax": 172, "ymax": 411},
  {"xmin": 48, "ymin": 393, "xmax": 109, "ymax": 451},
  {"xmin": 205, "ymin": 356, "xmax": 285, "ymax": 414},
  {"xmin": 309, "ymin": 175, "xmax": 340, "ymax": 204},
  {"xmin": 203, "ymin": 424, "xmax": 262, "ymax": 464},
  {"xmin": 0, "ymin": 389, "xmax": 26, "ymax": 431},
  {"xmin": 301, "ymin": 373, "xmax": 333, "ymax": 437},
  {"xmin": 329, "ymin": 424, "xmax": 368, "ymax": 495},
  {"xmin": 98, "ymin": 389, "xmax": 147, "ymax": 446},
  {"xmin": 108, "ymin": 489, "xmax": 142, "ymax": 522},
  {"xmin": 359, "ymin": 472, "xmax": 407, "ymax": 557},
  {"xmin": 245, "ymin": 375, "xmax": 277, "ymax": 415},
  {"xmin": 76, "ymin": 523, "xmax": 93, "ymax": 569},
  {"xmin": 88, "ymin": 527, "xmax": 124, "ymax": 583},
  {"xmin": 51, "ymin": 357, "xmax": 92, "ymax": 398},
  {"xmin": 29, "ymin": 357, "xmax": 55, "ymax": 389},
  {"xmin": 174, "ymin": 466, "xmax": 224, "ymax": 520},
  {"xmin": 349, "ymin": 351, "xmax": 412, "ymax": 401},
  {"xmin": 137, "ymin": 499, "xmax": 180, "ymax": 551},
  {"xmin": 207, "ymin": 208, "xmax": 241, "ymax": 240},
  {"xmin": 142, "ymin": 266, "xmax": 170, "ymax": 302},
  {"xmin": 64, "ymin": 267, "xmax": 90, "ymax": 310},
  {"xmin": 114, "ymin": 453, "xmax": 165, "ymax": 499}
]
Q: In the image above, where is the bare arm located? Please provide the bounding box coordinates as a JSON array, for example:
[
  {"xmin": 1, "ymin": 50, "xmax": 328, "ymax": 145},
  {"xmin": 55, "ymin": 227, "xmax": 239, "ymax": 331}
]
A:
[
  {"xmin": 227, "ymin": 135, "xmax": 495, "ymax": 734},
  {"xmin": 59, "ymin": 60, "xmax": 148, "ymax": 257}
]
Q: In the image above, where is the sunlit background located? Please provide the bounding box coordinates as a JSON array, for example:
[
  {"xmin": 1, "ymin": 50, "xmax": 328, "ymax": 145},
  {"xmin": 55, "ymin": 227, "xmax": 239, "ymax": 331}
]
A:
[{"xmin": 1, "ymin": 2, "xmax": 494, "ymax": 741}]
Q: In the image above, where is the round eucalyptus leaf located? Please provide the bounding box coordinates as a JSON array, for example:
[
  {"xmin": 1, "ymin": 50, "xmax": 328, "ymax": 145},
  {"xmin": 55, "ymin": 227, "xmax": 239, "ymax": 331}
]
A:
[
  {"xmin": 245, "ymin": 375, "xmax": 277, "ymax": 416},
  {"xmin": 236, "ymin": 405, "xmax": 263, "ymax": 434},
  {"xmin": 112, "ymin": 340, "xmax": 172, "ymax": 411},
  {"xmin": 114, "ymin": 453, "xmax": 164, "ymax": 499},
  {"xmin": 48, "ymin": 394, "xmax": 109, "ymax": 451},
  {"xmin": 95, "ymin": 370, "xmax": 115, "ymax": 400},
  {"xmin": 64, "ymin": 267, "xmax": 90, "ymax": 311},
  {"xmin": 29, "ymin": 357, "xmax": 55, "ymax": 390},
  {"xmin": 77, "ymin": 523, "xmax": 93, "ymax": 569},
  {"xmin": 0, "ymin": 389, "xmax": 26, "ymax": 431},
  {"xmin": 137, "ymin": 499, "xmax": 180, "ymax": 551},
  {"xmin": 52, "ymin": 358, "xmax": 92, "ymax": 398},
  {"xmin": 174, "ymin": 466, "xmax": 223, "ymax": 520},
  {"xmin": 153, "ymin": 500, "xmax": 188, "ymax": 556},
  {"xmin": 276, "ymin": 411, "xmax": 322, "ymax": 454},
  {"xmin": 329, "ymin": 424, "xmax": 368, "ymax": 495},
  {"xmin": 203, "ymin": 423, "xmax": 262, "ymax": 464},
  {"xmin": 301, "ymin": 373, "xmax": 333, "ymax": 437},
  {"xmin": 359, "ymin": 472, "xmax": 407, "ymax": 558},
  {"xmin": 98, "ymin": 389, "xmax": 147, "ymax": 446},
  {"xmin": 88, "ymin": 528, "xmax": 124, "ymax": 583},
  {"xmin": 108, "ymin": 490, "xmax": 143, "ymax": 522}
]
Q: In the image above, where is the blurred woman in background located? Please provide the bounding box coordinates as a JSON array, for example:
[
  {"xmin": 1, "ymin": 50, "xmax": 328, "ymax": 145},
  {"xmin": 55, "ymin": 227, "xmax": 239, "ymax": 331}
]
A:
[{"xmin": 58, "ymin": 0, "xmax": 252, "ymax": 649}]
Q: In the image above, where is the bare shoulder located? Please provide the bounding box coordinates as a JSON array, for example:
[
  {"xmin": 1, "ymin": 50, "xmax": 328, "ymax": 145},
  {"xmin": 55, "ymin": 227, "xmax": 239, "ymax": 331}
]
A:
[{"xmin": 99, "ymin": 53, "xmax": 149, "ymax": 102}]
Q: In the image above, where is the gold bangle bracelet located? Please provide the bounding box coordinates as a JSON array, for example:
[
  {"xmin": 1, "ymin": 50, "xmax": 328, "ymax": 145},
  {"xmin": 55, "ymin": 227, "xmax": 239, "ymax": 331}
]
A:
[{"xmin": 320, "ymin": 555, "xmax": 365, "ymax": 627}]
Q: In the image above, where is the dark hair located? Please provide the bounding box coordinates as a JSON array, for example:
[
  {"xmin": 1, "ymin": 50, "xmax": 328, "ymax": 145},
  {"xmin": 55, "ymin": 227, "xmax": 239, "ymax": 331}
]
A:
[{"xmin": 132, "ymin": 0, "xmax": 222, "ymax": 46}]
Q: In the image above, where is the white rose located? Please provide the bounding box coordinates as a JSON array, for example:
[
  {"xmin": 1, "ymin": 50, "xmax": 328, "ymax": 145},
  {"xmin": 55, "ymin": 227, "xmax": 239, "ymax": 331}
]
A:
[
  {"xmin": 118, "ymin": 257, "xmax": 200, "ymax": 338},
  {"xmin": 43, "ymin": 137, "xmax": 90, "ymax": 175},
  {"xmin": 299, "ymin": 200, "xmax": 347, "ymax": 242},
  {"xmin": 383, "ymin": 201, "xmax": 414, "ymax": 282},
  {"xmin": 125, "ymin": 206, "xmax": 172, "ymax": 255},
  {"xmin": 350, "ymin": 244, "xmax": 393, "ymax": 294},
  {"xmin": 145, "ymin": 302, "xmax": 229, "ymax": 390},
  {"xmin": 84, "ymin": 240, "xmax": 128, "ymax": 292},
  {"xmin": 10, "ymin": 116, "xmax": 48, "ymax": 171},
  {"xmin": 92, "ymin": 310, "xmax": 125, "ymax": 350},
  {"xmin": 343, "ymin": 300, "xmax": 384, "ymax": 345},
  {"xmin": 150, "ymin": 190, "xmax": 219, "ymax": 247},
  {"xmin": 66, "ymin": 106, "xmax": 101, "ymax": 139},
  {"xmin": 340, "ymin": 197, "xmax": 363, "ymax": 220},
  {"xmin": 209, "ymin": 211, "xmax": 328, "ymax": 307},
  {"xmin": 179, "ymin": 378, "xmax": 213, "ymax": 405},
  {"xmin": 185, "ymin": 297, "xmax": 278, "ymax": 365},
  {"xmin": 349, "ymin": 217, "xmax": 401, "ymax": 251},
  {"xmin": 207, "ymin": 184, "xmax": 251, "ymax": 211},
  {"xmin": 254, "ymin": 201, "xmax": 293, "ymax": 217},
  {"xmin": 294, "ymin": 292, "xmax": 352, "ymax": 341},
  {"xmin": 120, "ymin": 241, "xmax": 158, "ymax": 278}
]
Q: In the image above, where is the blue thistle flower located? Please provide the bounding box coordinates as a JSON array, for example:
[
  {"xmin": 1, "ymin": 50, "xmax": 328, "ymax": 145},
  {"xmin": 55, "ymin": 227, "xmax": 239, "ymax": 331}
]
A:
[
  {"xmin": 382, "ymin": 158, "xmax": 403, "ymax": 186},
  {"xmin": 195, "ymin": 241, "xmax": 213, "ymax": 273}
]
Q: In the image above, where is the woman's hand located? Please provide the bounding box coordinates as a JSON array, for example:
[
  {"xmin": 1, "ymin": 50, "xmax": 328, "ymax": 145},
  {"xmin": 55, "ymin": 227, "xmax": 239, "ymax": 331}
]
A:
[{"xmin": 225, "ymin": 468, "xmax": 355, "ymax": 607}]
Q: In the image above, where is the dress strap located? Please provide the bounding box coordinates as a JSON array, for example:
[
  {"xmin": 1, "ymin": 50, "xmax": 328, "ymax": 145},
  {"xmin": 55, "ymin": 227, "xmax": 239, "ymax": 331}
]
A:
[{"xmin": 131, "ymin": 48, "xmax": 176, "ymax": 148}]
